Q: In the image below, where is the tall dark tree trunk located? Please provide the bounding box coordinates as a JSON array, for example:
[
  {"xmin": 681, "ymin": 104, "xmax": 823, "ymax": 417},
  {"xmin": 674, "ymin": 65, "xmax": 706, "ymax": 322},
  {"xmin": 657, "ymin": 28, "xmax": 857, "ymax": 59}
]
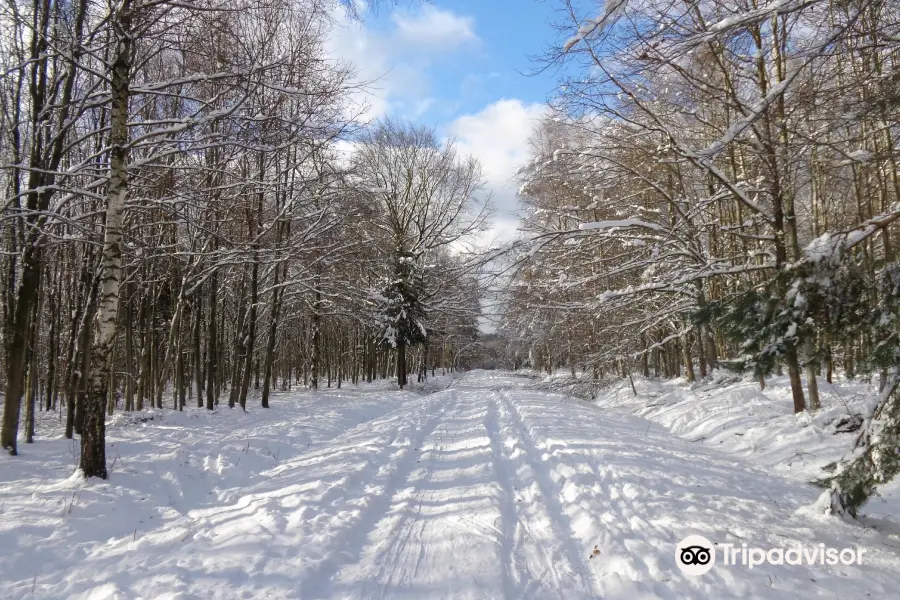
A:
[
  {"xmin": 397, "ymin": 340, "xmax": 407, "ymax": 388},
  {"xmin": 64, "ymin": 263, "xmax": 93, "ymax": 439},
  {"xmin": 23, "ymin": 266, "xmax": 44, "ymax": 443},
  {"xmin": 156, "ymin": 288, "xmax": 185, "ymax": 410},
  {"xmin": 206, "ymin": 268, "xmax": 218, "ymax": 410},
  {"xmin": 75, "ymin": 297, "xmax": 94, "ymax": 435},
  {"xmin": 124, "ymin": 287, "xmax": 134, "ymax": 411},
  {"xmin": 804, "ymin": 336, "xmax": 821, "ymax": 411},
  {"xmin": 135, "ymin": 291, "xmax": 149, "ymax": 411},
  {"xmin": 229, "ymin": 269, "xmax": 248, "ymax": 408},
  {"xmin": 682, "ymin": 329, "xmax": 696, "ymax": 383},
  {"xmin": 261, "ymin": 264, "xmax": 283, "ymax": 408},
  {"xmin": 1, "ymin": 248, "xmax": 41, "ymax": 453},
  {"xmin": 46, "ymin": 278, "xmax": 60, "ymax": 411},
  {"xmin": 311, "ymin": 287, "xmax": 321, "ymax": 390},
  {"xmin": 238, "ymin": 258, "xmax": 258, "ymax": 410},
  {"xmin": 176, "ymin": 342, "xmax": 186, "ymax": 411},
  {"xmin": 786, "ymin": 344, "xmax": 806, "ymax": 413},
  {"xmin": 192, "ymin": 295, "xmax": 203, "ymax": 407},
  {"xmin": 419, "ymin": 342, "xmax": 429, "ymax": 382},
  {"xmin": 696, "ymin": 326, "xmax": 707, "ymax": 378},
  {"xmin": 23, "ymin": 341, "xmax": 37, "ymax": 444}
]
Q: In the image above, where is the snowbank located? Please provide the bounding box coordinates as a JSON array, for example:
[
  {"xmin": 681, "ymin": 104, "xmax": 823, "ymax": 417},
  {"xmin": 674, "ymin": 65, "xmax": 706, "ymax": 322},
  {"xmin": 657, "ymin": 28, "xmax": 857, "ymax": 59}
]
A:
[{"xmin": 585, "ymin": 372, "xmax": 900, "ymax": 526}]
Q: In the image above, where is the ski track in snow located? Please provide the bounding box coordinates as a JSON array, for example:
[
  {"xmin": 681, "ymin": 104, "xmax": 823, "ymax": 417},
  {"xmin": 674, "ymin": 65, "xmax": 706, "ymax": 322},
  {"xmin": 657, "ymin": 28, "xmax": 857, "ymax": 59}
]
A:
[{"xmin": 2, "ymin": 371, "xmax": 899, "ymax": 599}]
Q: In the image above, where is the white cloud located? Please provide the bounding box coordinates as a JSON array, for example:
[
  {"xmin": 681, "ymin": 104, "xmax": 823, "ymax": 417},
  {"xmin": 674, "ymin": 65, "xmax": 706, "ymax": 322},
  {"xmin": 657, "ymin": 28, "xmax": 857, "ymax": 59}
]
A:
[
  {"xmin": 450, "ymin": 99, "xmax": 548, "ymax": 240},
  {"xmin": 326, "ymin": 8, "xmax": 545, "ymax": 244},
  {"xmin": 392, "ymin": 5, "xmax": 479, "ymax": 50},
  {"xmin": 326, "ymin": 5, "xmax": 479, "ymax": 121},
  {"xmin": 325, "ymin": 10, "xmax": 411, "ymax": 120}
]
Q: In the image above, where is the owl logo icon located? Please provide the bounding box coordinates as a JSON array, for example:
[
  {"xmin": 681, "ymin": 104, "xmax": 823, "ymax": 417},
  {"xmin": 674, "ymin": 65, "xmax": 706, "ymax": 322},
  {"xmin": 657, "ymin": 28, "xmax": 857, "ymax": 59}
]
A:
[{"xmin": 676, "ymin": 535, "xmax": 716, "ymax": 575}]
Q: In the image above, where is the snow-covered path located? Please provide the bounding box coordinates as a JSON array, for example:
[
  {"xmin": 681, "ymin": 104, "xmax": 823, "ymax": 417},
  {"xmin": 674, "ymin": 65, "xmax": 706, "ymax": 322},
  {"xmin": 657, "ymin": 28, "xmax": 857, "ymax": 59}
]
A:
[{"xmin": 2, "ymin": 371, "xmax": 899, "ymax": 599}]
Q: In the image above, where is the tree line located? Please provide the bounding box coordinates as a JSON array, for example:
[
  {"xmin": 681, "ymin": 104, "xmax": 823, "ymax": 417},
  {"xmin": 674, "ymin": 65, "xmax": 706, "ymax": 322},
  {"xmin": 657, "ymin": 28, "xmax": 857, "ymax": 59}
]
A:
[
  {"xmin": 502, "ymin": 0, "xmax": 899, "ymax": 514},
  {"xmin": 0, "ymin": 0, "xmax": 488, "ymax": 478}
]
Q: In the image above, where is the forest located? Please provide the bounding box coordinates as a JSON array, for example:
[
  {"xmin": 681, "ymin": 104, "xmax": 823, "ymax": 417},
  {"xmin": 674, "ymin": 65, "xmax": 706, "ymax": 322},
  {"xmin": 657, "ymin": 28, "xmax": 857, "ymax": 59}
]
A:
[
  {"xmin": 0, "ymin": 0, "xmax": 488, "ymax": 478},
  {"xmin": 502, "ymin": 0, "xmax": 900, "ymax": 515},
  {"xmin": 1, "ymin": 0, "xmax": 900, "ymax": 596}
]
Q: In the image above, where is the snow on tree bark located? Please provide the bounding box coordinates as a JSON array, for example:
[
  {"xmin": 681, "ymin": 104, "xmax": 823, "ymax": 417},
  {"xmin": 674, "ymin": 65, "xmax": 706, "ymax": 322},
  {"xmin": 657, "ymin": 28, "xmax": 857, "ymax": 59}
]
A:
[{"xmin": 80, "ymin": 0, "xmax": 133, "ymax": 479}]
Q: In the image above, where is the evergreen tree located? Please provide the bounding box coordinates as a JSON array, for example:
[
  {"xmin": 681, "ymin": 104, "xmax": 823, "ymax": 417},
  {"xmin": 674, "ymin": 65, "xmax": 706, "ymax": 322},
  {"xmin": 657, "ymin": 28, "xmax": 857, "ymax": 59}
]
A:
[
  {"xmin": 372, "ymin": 252, "xmax": 428, "ymax": 388},
  {"xmin": 698, "ymin": 257, "xmax": 869, "ymax": 386},
  {"xmin": 699, "ymin": 248, "xmax": 900, "ymax": 516},
  {"xmin": 818, "ymin": 263, "xmax": 900, "ymax": 516}
]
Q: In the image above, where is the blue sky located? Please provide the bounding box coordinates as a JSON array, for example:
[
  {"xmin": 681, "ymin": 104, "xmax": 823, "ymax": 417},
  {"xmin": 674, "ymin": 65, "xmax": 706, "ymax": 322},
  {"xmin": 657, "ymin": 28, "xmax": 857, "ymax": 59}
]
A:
[
  {"xmin": 359, "ymin": 0, "xmax": 561, "ymax": 120},
  {"xmin": 328, "ymin": 1, "xmax": 568, "ymax": 241}
]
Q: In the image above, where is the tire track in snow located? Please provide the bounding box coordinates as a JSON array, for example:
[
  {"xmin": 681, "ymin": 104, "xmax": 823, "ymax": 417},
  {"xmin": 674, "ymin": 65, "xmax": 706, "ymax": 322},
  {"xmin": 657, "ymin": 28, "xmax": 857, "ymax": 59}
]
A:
[
  {"xmin": 483, "ymin": 395, "xmax": 527, "ymax": 600},
  {"xmin": 268, "ymin": 394, "xmax": 441, "ymax": 473},
  {"xmin": 368, "ymin": 395, "xmax": 456, "ymax": 600},
  {"xmin": 300, "ymin": 391, "xmax": 455, "ymax": 600},
  {"xmin": 336, "ymin": 389, "xmax": 514, "ymax": 600},
  {"xmin": 485, "ymin": 393, "xmax": 575, "ymax": 600},
  {"xmin": 189, "ymin": 395, "xmax": 436, "ymax": 526},
  {"xmin": 352, "ymin": 390, "xmax": 501, "ymax": 599},
  {"xmin": 498, "ymin": 391, "xmax": 602, "ymax": 599},
  {"xmin": 175, "ymin": 393, "xmax": 434, "ymax": 525}
]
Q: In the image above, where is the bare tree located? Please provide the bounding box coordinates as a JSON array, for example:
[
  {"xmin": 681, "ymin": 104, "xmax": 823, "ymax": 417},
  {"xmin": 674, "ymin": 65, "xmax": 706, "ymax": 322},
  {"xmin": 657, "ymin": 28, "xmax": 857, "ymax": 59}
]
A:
[{"xmin": 352, "ymin": 119, "xmax": 490, "ymax": 387}]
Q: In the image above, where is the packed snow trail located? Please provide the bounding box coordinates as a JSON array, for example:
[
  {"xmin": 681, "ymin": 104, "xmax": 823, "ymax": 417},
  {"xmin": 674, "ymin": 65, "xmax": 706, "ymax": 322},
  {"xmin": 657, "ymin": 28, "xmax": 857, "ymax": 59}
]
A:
[{"xmin": 1, "ymin": 372, "xmax": 899, "ymax": 599}]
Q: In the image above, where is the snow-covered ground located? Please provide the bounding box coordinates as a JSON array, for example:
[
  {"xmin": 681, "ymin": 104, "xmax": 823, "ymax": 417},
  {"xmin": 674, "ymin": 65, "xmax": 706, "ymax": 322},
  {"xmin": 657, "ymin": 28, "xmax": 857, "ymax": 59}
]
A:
[
  {"xmin": 588, "ymin": 372, "xmax": 900, "ymax": 527},
  {"xmin": 2, "ymin": 371, "xmax": 900, "ymax": 599},
  {"xmin": 591, "ymin": 372, "xmax": 875, "ymax": 479}
]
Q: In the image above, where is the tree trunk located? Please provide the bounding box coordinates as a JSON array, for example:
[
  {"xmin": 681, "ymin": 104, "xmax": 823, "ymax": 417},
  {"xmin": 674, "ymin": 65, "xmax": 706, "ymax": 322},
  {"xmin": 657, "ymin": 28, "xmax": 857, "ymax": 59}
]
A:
[
  {"xmin": 23, "ymin": 262, "xmax": 43, "ymax": 443},
  {"xmin": 261, "ymin": 266, "xmax": 283, "ymax": 408},
  {"xmin": 804, "ymin": 336, "xmax": 821, "ymax": 411},
  {"xmin": 75, "ymin": 302, "xmax": 93, "ymax": 435},
  {"xmin": 206, "ymin": 268, "xmax": 218, "ymax": 410},
  {"xmin": 81, "ymin": 3, "xmax": 132, "ymax": 479},
  {"xmin": 176, "ymin": 343, "xmax": 186, "ymax": 411},
  {"xmin": 640, "ymin": 335, "xmax": 649, "ymax": 378},
  {"xmin": 785, "ymin": 345, "xmax": 806, "ymax": 413},
  {"xmin": 193, "ymin": 295, "xmax": 203, "ymax": 407},
  {"xmin": 1, "ymin": 247, "xmax": 42, "ymax": 454},
  {"xmin": 229, "ymin": 270, "xmax": 248, "ymax": 408},
  {"xmin": 652, "ymin": 343, "xmax": 660, "ymax": 378},
  {"xmin": 238, "ymin": 259, "xmax": 258, "ymax": 410},
  {"xmin": 682, "ymin": 330, "xmax": 696, "ymax": 383},
  {"xmin": 696, "ymin": 326, "xmax": 707, "ymax": 378},
  {"xmin": 156, "ymin": 288, "xmax": 186, "ymax": 410},
  {"xmin": 149, "ymin": 315, "xmax": 159, "ymax": 408},
  {"xmin": 46, "ymin": 279, "xmax": 59, "ymax": 411},
  {"xmin": 24, "ymin": 331, "xmax": 38, "ymax": 444},
  {"xmin": 63, "ymin": 268, "xmax": 92, "ymax": 439},
  {"xmin": 695, "ymin": 284, "xmax": 718, "ymax": 372},
  {"xmin": 420, "ymin": 342, "xmax": 429, "ymax": 382},
  {"xmin": 397, "ymin": 340, "xmax": 407, "ymax": 388},
  {"xmin": 135, "ymin": 291, "xmax": 149, "ymax": 411},
  {"xmin": 124, "ymin": 288, "xmax": 134, "ymax": 411},
  {"xmin": 311, "ymin": 287, "xmax": 321, "ymax": 390}
]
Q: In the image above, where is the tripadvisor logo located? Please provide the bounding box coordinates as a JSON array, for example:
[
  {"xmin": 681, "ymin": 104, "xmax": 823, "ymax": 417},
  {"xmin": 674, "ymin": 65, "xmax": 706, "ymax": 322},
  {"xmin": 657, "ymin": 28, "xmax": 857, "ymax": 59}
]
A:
[
  {"xmin": 676, "ymin": 535, "xmax": 716, "ymax": 575},
  {"xmin": 675, "ymin": 536, "xmax": 865, "ymax": 575}
]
